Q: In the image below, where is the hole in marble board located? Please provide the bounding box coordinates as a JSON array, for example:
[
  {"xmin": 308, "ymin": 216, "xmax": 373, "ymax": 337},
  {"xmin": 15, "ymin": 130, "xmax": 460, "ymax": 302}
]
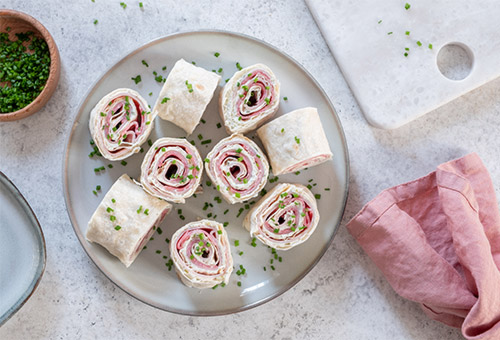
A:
[{"xmin": 437, "ymin": 43, "xmax": 474, "ymax": 81}]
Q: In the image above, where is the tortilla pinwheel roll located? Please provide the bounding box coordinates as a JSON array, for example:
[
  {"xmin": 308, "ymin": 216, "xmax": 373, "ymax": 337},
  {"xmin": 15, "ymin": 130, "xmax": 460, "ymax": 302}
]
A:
[
  {"xmin": 86, "ymin": 174, "xmax": 172, "ymax": 267},
  {"xmin": 152, "ymin": 59, "xmax": 220, "ymax": 135},
  {"xmin": 220, "ymin": 63, "xmax": 280, "ymax": 134},
  {"xmin": 205, "ymin": 134, "xmax": 269, "ymax": 204},
  {"xmin": 243, "ymin": 183, "xmax": 320, "ymax": 250},
  {"xmin": 140, "ymin": 137, "xmax": 203, "ymax": 204},
  {"xmin": 170, "ymin": 220, "xmax": 233, "ymax": 289},
  {"xmin": 256, "ymin": 107, "xmax": 333, "ymax": 176},
  {"xmin": 89, "ymin": 88, "xmax": 154, "ymax": 161}
]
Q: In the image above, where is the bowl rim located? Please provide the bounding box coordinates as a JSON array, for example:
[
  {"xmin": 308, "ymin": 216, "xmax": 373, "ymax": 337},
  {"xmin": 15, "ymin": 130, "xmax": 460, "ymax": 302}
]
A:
[{"xmin": 0, "ymin": 9, "xmax": 60, "ymax": 121}]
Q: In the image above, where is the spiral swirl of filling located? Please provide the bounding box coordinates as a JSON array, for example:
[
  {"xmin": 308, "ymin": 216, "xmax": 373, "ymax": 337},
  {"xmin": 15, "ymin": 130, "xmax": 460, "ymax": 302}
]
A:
[
  {"xmin": 243, "ymin": 183, "xmax": 320, "ymax": 250},
  {"xmin": 205, "ymin": 134, "xmax": 269, "ymax": 204},
  {"xmin": 140, "ymin": 138, "xmax": 202, "ymax": 204},
  {"xmin": 89, "ymin": 88, "xmax": 155, "ymax": 161},
  {"xmin": 170, "ymin": 220, "xmax": 233, "ymax": 289},
  {"xmin": 220, "ymin": 63, "xmax": 280, "ymax": 134}
]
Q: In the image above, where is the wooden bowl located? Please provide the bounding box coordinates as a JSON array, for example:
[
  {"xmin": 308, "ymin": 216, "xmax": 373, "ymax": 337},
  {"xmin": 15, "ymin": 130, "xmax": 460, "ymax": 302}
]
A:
[{"xmin": 0, "ymin": 9, "xmax": 60, "ymax": 122}]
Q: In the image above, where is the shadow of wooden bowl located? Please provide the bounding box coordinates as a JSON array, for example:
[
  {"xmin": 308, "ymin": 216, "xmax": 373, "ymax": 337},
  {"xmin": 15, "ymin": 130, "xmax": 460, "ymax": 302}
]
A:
[{"xmin": 0, "ymin": 9, "xmax": 61, "ymax": 122}]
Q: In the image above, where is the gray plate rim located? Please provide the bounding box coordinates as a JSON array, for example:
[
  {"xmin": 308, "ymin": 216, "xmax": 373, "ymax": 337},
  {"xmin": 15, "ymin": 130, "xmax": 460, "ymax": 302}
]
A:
[
  {"xmin": 62, "ymin": 29, "xmax": 350, "ymax": 316},
  {"xmin": 0, "ymin": 171, "xmax": 47, "ymax": 326}
]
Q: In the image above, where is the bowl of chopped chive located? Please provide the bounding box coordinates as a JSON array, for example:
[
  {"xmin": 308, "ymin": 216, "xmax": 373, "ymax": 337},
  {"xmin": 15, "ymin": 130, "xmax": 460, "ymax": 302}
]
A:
[{"xmin": 0, "ymin": 9, "xmax": 60, "ymax": 121}]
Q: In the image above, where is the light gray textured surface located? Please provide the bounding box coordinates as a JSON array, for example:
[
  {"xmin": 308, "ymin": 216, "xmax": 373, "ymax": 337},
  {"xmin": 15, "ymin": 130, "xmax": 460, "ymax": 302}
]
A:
[{"xmin": 1, "ymin": 0, "xmax": 498, "ymax": 339}]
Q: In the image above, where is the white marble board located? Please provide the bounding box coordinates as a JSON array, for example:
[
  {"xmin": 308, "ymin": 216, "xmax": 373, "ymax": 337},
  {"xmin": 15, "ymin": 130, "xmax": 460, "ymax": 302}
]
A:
[{"xmin": 306, "ymin": 0, "xmax": 500, "ymax": 129}]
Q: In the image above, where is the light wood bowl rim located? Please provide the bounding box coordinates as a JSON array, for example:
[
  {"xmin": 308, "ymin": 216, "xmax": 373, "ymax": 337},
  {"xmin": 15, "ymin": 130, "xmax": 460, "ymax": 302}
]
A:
[{"xmin": 0, "ymin": 9, "xmax": 61, "ymax": 122}]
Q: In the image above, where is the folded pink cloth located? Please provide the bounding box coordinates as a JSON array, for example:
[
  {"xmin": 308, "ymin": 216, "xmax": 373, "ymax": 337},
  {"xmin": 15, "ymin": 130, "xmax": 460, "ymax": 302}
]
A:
[{"xmin": 347, "ymin": 153, "xmax": 500, "ymax": 340}]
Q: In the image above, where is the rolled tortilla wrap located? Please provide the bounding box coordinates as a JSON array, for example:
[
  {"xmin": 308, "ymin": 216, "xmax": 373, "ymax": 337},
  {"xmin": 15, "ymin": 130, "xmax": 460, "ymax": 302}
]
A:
[
  {"xmin": 243, "ymin": 183, "xmax": 319, "ymax": 250},
  {"xmin": 256, "ymin": 107, "xmax": 333, "ymax": 176},
  {"xmin": 170, "ymin": 219, "xmax": 233, "ymax": 289},
  {"xmin": 152, "ymin": 59, "xmax": 220, "ymax": 135},
  {"xmin": 220, "ymin": 63, "xmax": 280, "ymax": 134},
  {"xmin": 205, "ymin": 134, "xmax": 269, "ymax": 204},
  {"xmin": 86, "ymin": 174, "xmax": 172, "ymax": 267},
  {"xmin": 140, "ymin": 137, "xmax": 203, "ymax": 204},
  {"xmin": 89, "ymin": 88, "xmax": 154, "ymax": 161}
]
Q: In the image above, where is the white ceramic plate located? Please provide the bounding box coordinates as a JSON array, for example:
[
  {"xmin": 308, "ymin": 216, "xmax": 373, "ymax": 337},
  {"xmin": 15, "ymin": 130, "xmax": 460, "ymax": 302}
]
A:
[
  {"xmin": 0, "ymin": 172, "xmax": 46, "ymax": 325},
  {"xmin": 64, "ymin": 30, "xmax": 349, "ymax": 315}
]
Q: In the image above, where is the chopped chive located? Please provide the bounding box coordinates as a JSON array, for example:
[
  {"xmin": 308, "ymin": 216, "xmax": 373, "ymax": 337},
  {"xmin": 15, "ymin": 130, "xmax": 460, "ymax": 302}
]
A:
[
  {"xmin": 139, "ymin": 2, "xmax": 143, "ymax": 8},
  {"xmin": 120, "ymin": 2, "xmax": 126, "ymax": 9},
  {"xmin": 96, "ymin": 185, "xmax": 101, "ymax": 191},
  {"xmin": 216, "ymin": 123, "xmax": 222, "ymax": 129},
  {"xmin": 115, "ymin": 225, "xmax": 121, "ymax": 230},
  {"xmin": 378, "ymin": 19, "xmax": 382, "ymax": 24},
  {"xmin": 235, "ymin": 192, "xmax": 241, "ymax": 198},
  {"xmin": 161, "ymin": 97, "xmax": 170, "ymax": 104},
  {"xmin": 217, "ymin": 230, "xmax": 222, "ymax": 235},
  {"xmin": 131, "ymin": 75, "xmax": 141, "ymax": 84},
  {"xmin": 223, "ymin": 222, "xmax": 229, "ymax": 227},
  {"xmin": 405, "ymin": 2, "xmax": 411, "ymax": 10},
  {"xmin": 387, "ymin": 32, "xmax": 393, "ymax": 35},
  {"xmin": 204, "ymin": 158, "xmax": 210, "ymax": 163},
  {"xmin": 416, "ymin": 41, "xmax": 422, "ymax": 46},
  {"xmin": 236, "ymin": 148, "xmax": 243, "ymax": 153},
  {"xmin": 106, "ymin": 207, "xmax": 114, "ymax": 213},
  {"xmin": 405, "ymin": 31, "xmax": 410, "ymax": 35},
  {"xmin": 236, "ymin": 62, "xmax": 242, "ymax": 70},
  {"xmin": 93, "ymin": 19, "xmax": 98, "ymax": 25},
  {"xmin": 217, "ymin": 68, "xmax": 223, "ymax": 73},
  {"xmin": 185, "ymin": 80, "xmax": 194, "ymax": 93},
  {"xmin": 121, "ymin": 160, "xmax": 127, "ymax": 166},
  {"xmin": 234, "ymin": 240, "xmax": 240, "ymax": 247},
  {"xmin": 93, "ymin": 190, "xmax": 97, "ymax": 196},
  {"xmin": 157, "ymin": 227, "xmax": 163, "ymax": 235},
  {"xmin": 144, "ymin": 209, "xmax": 149, "ymax": 215},
  {"xmin": 111, "ymin": 198, "xmax": 116, "ymax": 203},
  {"xmin": 223, "ymin": 209, "xmax": 229, "ymax": 215},
  {"xmin": 294, "ymin": 136, "xmax": 300, "ymax": 144},
  {"xmin": 428, "ymin": 43, "xmax": 433, "ymax": 49},
  {"xmin": 137, "ymin": 205, "xmax": 143, "ymax": 214},
  {"xmin": 237, "ymin": 208, "xmax": 244, "ymax": 218},
  {"xmin": 142, "ymin": 60, "xmax": 149, "ymax": 67},
  {"xmin": 201, "ymin": 119, "xmax": 206, "ymax": 124},
  {"xmin": 214, "ymin": 52, "xmax": 220, "ymax": 57},
  {"xmin": 201, "ymin": 139, "xmax": 212, "ymax": 145}
]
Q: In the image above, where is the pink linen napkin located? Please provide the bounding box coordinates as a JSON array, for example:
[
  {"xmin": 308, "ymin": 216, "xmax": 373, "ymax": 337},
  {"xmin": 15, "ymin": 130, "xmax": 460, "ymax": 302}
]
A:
[{"xmin": 347, "ymin": 153, "xmax": 500, "ymax": 340}]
